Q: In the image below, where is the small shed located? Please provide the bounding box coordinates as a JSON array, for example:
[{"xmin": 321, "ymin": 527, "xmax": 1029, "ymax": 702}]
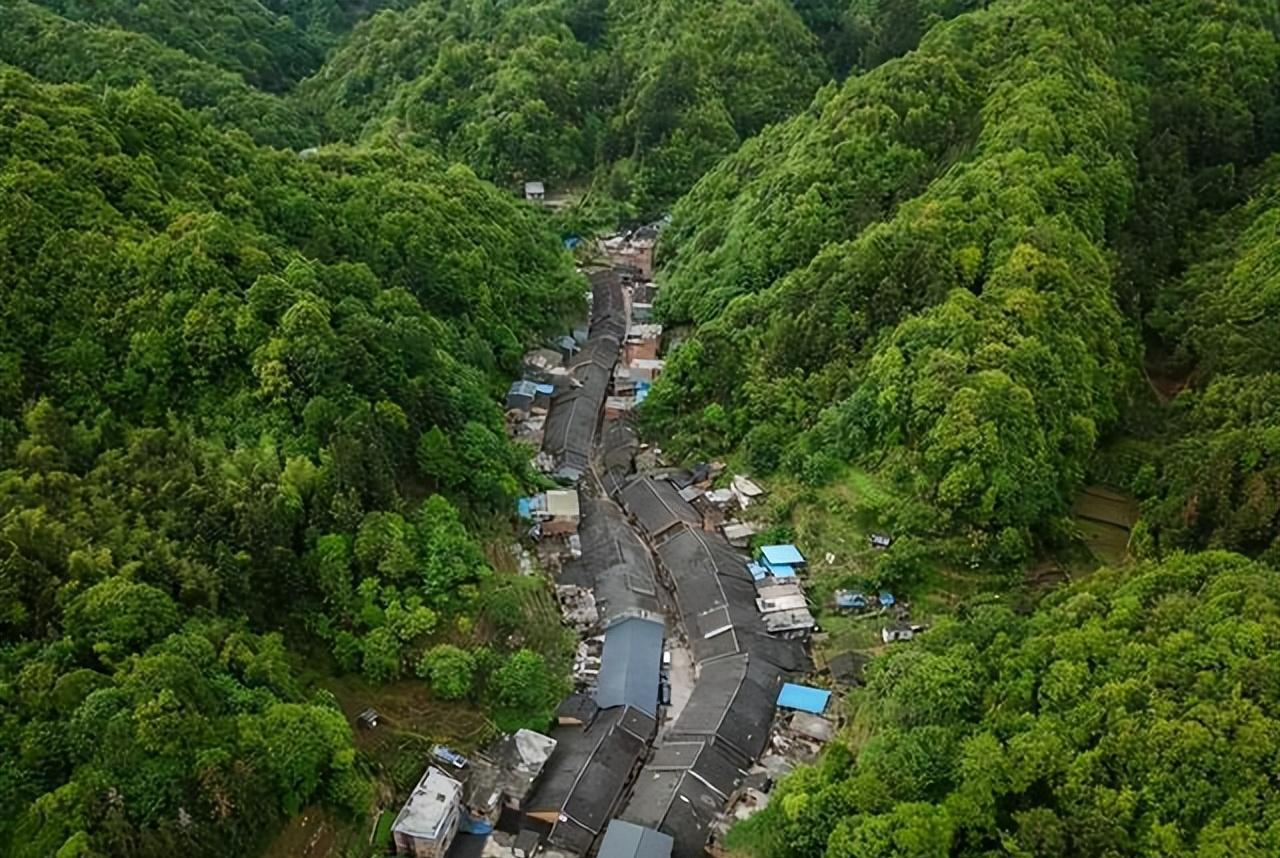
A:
[
  {"xmin": 882, "ymin": 624, "xmax": 923, "ymax": 644},
  {"xmin": 507, "ymin": 380, "xmax": 538, "ymax": 414},
  {"xmin": 878, "ymin": 592, "xmax": 896, "ymax": 607},
  {"xmin": 777, "ymin": 683, "xmax": 831, "ymax": 715},
  {"xmin": 870, "ymin": 533, "xmax": 893, "ymax": 549},
  {"xmin": 357, "ymin": 708, "xmax": 380, "ymax": 729},
  {"xmin": 834, "ymin": 590, "xmax": 867, "ymax": 611},
  {"xmin": 524, "ymin": 181, "xmax": 546, "ymax": 203},
  {"xmin": 543, "ymin": 490, "xmax": 581, "ymax": 536}
]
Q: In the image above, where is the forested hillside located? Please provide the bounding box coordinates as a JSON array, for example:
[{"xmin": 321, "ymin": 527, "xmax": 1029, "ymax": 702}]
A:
[
  {"xmin": 0, "ymin": 68, "xmax": 577, "ymax": 857},
  {"xmin": 645, "ymin": 0, "xmax": 1280, "ymax": 565},
  {"xmin": 740, "ymin": 551, "xmax": 1280, "ymax": 856},
  {"xmin": 6, "ymin": 1, "xmax": 1280, "ymax": 857},
  {"xmin": 299, "ymin": 0, "xmax": 829, "ymax": 211}
]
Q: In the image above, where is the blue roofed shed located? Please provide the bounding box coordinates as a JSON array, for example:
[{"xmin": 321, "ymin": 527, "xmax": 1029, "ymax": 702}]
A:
[
  {"xmin": 760, "ymin": 544, "xmax": 806, "ymax": 567},
  {"xmin": 777, "ymin": 683, "xmax": 831, "ymax": 715},
  {"xmin": 746, "ymin": 561, "xmax": 768, "ymax": 582},
  {"xmin": 595, "ymin": 617, "xmax": 665, "ymax": 716},
  {"xmin": 879, "ymin": 592, "xmax": 896, "ymax": 607}
]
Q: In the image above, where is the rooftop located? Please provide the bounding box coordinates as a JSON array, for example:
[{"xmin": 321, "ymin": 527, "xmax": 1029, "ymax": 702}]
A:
[
  {"xmin": 598, "ymin": 820, "xmax": 674, "ymax": 858},
  {"xmin": 596, "ymin": 616, "xmax": 665, "ymax": 716},
  {"xmin": 776, "ymin": 683, "xmax": 831, "ymax": 715},
  {"xmin": 392, "ymin": 766, "xmax": 461, "ymax": 839},
  {"xmin": 760, "ymin": 545, "xmax": 805, "ymax": 567}
]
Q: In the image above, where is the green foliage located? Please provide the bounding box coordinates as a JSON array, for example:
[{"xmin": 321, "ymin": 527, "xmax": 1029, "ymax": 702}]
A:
[
  {"xmin": 299, "ymin": 0, "xmax": 829, "ymax": 209},
  {"xmin": 645, "ymin": 0, "xmax": 1280, "ymax": 557},
  {"xmin": 415, "ymin": 644, "xmax": 477, "ymax": 700},
  {"xmin": 1135, "ymin": 163, "xmax": 1280, "ymax": 558},
  {"xmin": 0, "ymin": 67, "xmax": 579, "ymax": 856},
  {"xmin": 487, "ymin": 648, "xmax": 564, "ymax": 731},
  {"xmin": 749, "ymin": 552, "xmax": 1280, "ymax": 857}
]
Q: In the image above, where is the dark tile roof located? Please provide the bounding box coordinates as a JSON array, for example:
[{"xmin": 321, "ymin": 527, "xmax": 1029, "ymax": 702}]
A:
[
  {"xmin": 619, "ymin": 477, "xmax": 701, "ymax": 540},
  {"xmin": 525, "ymin": 706, "xmax": 656, "ymax": 855},
  {"xmin": 560, "ymin": 495, "xmax": 660, "ymax": 621},
  {"xmin": 666, "ymin": 654, "xmax": 778, "ymax": 768}
]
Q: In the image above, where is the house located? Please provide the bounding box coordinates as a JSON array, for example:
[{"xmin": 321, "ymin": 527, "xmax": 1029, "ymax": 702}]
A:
[
  {"xmin": 598, "ymin": 820, "xmax": 674, "ymax": 858},
  {"xmin": 392, "ymin": 767, "xmax": 463, "ymax": 858},
  {"xmin": 787, "ymin": 712, "xmax": 835, "ymax": 744},
  {"xmin": 523, "ymin": 706, "xmax": 656, "ymax": 854},
  {"xmin": 524, "ymin": 348, "xmax": 565, "ymax": 380},
  {"xmin": 542, "ymin": 490, "xmax": 581, "ymax": 536},
  {"xmin": 464, "ymin": 729, "xmax": 558, "ymax": 823},
  {"xmin": 507, "ymin": 380, "xmax": 538, "ymax": 415},
  {"xmin": 596, "ymin": 616, "xmax": 665, "ymax": 716},
  {"xmin": 525, "ymin": 181, "xmax": 546, "ymax": 203},
  {"xmin": 776, "ymin": 683, "xmax": 831, "ymax": 716}
]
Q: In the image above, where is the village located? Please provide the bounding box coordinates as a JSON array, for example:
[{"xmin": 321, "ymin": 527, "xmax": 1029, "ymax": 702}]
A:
[{"xmin": 379, "ymin": 220, "xmax": 923, "ymax": 858}]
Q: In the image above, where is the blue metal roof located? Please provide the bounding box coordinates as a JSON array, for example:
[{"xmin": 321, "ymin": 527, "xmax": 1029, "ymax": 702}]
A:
[
  {"xmin": 746, "ymin": 561, "xmax": 768, "ymax": 581},
  {"xmin": 763, "ymin": 558, "xmax": 796, "ymax": 578},
  {"xmin": 777, "ymin": 683, "xmax": 831, "ymax": 714},
  {"xmin": 595, "ymin": 617, "xmax": 664, "ymax": 716},
  {"xmin": 760, "ymin": 544, "xmax": 805, "ymax": 566},
  {"xmin": 535, "ymin": 383, "xmax": 556, "ymax": 396}
]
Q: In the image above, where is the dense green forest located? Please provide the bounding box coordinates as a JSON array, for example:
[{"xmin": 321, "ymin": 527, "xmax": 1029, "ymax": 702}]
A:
[
  {"xmin": 644, "ymin": 0, "xmax": 1280, "ymax": 566},
  {"xmin": 741, "ymin": 551, "xmax": 1280, "ymax": 856},
  {"xmin": 0, "ymin": 67, "xmax": 576, "ymax": 857},
  {"xmin": 6, "ymin": 0, "xmax": 1280, "ymax": 856}
]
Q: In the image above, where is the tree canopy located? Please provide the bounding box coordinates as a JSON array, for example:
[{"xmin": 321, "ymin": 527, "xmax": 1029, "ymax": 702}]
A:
[{"xmin": 748, "ymin": 551, "xmax": 1280, "ymax": 858}]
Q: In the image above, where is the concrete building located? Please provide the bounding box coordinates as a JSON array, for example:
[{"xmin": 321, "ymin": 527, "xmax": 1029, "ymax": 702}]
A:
[{"xmin": 392, "ymin": 767, "xmax": 462, "ymax": 858}]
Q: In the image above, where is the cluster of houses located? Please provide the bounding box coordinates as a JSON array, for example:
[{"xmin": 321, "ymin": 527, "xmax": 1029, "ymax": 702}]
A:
[{"xmin": 388, "ymin": 225, "xmax": 871, "ymax": 858}]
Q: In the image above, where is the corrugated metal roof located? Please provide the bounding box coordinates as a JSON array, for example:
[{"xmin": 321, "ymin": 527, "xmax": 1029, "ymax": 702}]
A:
[
  {"xmin": 777, "ymin": 683, "xmax": 831, "ymax": 715},
  {"xmin": 595, "ymin": 617, "xmax": 664, "ymax": 716},
  {"xmin": 598, "ymin": 820, "xmax": 673, "ymax": 858}
]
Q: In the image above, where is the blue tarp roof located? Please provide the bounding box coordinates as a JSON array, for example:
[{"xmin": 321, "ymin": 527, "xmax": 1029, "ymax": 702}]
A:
[
  {"xmin": 517, "ymin": 497, "xmax": 533, "ymax": 520},
  {"xmin": 761, "ymin": 544, "xmax": 805, "ymax": 566},
  {"xmin": 763, "ymin": 558, "xmax": 796, "ymax": 578},
  {"xmin": 635, "ymin": 382, "xmax": 651, "ymax": 405},
  {"xmin": 777, "ymin": 683, "xmax": 831, "ymax": 714},
  {"xmin": 535, "ymin": 383, "xmax": 556, "ymax": 395},
  {"xmin": 746, "ymin": 561, "xmax": 768, "ymax": 581},
  {"xmin": 879, "ymin": 592, "xmax": 896, "ymax": 606}
]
